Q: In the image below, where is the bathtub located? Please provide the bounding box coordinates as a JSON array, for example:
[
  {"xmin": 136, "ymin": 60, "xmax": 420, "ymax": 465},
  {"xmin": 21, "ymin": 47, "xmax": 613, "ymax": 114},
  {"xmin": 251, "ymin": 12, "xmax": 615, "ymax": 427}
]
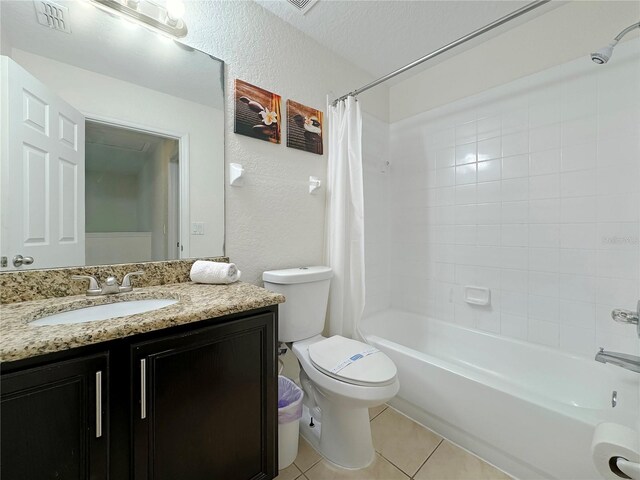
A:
[{"xmin": 360, "ymin": 309, "xmax": 639, "ymax": 480}]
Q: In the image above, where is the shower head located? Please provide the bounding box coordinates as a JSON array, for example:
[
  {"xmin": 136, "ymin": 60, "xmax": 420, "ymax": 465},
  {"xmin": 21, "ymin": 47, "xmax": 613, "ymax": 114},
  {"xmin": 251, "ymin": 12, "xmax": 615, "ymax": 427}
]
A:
[
  {"xmin": 591, "ymin": 42, "xmax": 617, "ymax": 64},
  {"xmin": 591, "ymin": 21, "xmax": 640, "ymax": 65}
]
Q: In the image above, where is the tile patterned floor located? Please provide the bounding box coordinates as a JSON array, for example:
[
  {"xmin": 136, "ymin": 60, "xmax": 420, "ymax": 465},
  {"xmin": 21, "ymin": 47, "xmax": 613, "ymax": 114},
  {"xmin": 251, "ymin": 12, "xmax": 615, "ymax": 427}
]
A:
[{"xmin": 276, "ymin": 406, "xmax": 512, "ymax": 480}]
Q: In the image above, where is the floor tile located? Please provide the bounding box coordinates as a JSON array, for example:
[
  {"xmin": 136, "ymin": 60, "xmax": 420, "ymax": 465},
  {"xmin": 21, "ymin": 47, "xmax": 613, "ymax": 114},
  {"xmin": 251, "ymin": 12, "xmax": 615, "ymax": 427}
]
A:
[
  {"xmin": 276, "ymin": 462, "xmax": 303, "ymax": 480},
  {"xmin": 294, "ymin": 436, "xmax": 322, "ymax": 473},
  {"xmin": 305, "ymin": 453, "xmax": 409, "ymax": 480},
  {"xmin": 370, "ymin": 408, "xmax": 442, "ymax": 477},
  {"xmin": 368, "ymin": 404, "xmax": 387, "ymax": 420},
  {"xmin": 414, "ymin": 440, "xmax": 512, "ymax": 480}
]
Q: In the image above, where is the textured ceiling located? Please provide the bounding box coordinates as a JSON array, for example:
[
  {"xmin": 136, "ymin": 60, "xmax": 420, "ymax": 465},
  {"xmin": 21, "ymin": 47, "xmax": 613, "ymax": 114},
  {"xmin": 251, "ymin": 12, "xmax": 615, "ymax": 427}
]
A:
[{"xmin": 253, "ymin": 0, "xmax": 560, "ymax": 83}]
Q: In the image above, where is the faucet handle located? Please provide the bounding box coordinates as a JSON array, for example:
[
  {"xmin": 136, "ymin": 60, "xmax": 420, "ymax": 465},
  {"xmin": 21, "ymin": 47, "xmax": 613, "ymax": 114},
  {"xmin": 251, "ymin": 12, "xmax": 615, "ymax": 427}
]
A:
[
  {"xmin": 72, "ymin": 275, "xmax": 101, "ymax": 294},
  {"xmin": 611, "ymin": 308, "xmax": 639, "ymax": 325},
  {"xmin": 611, "ymin": 300, "xmax": 640, "ymax": 339},
  {"xmin": 121, "ymin": 271, "xmax": 144, "ymax": 289}
]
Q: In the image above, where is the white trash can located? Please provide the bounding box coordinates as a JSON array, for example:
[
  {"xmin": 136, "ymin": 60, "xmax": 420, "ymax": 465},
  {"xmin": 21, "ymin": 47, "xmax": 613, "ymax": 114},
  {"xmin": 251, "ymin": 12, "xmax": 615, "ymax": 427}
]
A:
[{"xmin": 278, "ymin": 376, "xmax": 304, "ymax": 469}]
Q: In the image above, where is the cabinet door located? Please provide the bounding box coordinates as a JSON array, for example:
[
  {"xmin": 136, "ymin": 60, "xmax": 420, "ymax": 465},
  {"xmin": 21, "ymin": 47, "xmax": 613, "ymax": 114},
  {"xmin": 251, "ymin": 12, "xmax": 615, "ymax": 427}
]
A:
[
  {"xmin": 132, "ymin": 313, "xmax": 277, "ymax": 480},
  {"xmin": 0, "ymin": 353, "xmax": 109, "ymax": 480}
]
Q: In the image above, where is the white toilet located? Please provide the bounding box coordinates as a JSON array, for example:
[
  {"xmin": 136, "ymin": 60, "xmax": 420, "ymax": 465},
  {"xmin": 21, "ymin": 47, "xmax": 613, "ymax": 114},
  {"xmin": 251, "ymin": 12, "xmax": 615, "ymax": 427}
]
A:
[{"xmin": 263, "ymin": 266, "xmax": 399, "ymax": 469}]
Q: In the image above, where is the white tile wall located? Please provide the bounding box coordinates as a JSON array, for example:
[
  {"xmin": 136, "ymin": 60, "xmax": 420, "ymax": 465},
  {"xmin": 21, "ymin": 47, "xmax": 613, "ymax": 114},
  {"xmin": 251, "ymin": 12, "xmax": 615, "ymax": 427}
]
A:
[
  {"xmin": 384, "ymin": 39, "xmax": 640, "ymax": 357},
  {"xmin": 363, "ymin": 113, "xmax": 392, "ymax": 316}
]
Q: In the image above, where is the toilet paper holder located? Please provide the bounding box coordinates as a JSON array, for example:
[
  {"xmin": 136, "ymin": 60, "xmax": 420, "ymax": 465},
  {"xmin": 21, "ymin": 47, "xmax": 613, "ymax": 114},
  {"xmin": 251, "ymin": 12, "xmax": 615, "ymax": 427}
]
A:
[
  {"xmin": 611, "ymin": 456, "xmax": 639, "ymax": 479},
  {"xmin": 592, "ymin": 422, "xmax": 640, "ymax": 480}
]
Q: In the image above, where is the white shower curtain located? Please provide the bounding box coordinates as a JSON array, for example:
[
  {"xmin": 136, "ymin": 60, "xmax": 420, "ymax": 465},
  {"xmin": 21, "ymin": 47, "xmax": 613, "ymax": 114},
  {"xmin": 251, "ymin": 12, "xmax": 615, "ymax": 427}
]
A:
[{"xmin": 324, "ymin": 96, "xmax": 365, "ymax": 339}]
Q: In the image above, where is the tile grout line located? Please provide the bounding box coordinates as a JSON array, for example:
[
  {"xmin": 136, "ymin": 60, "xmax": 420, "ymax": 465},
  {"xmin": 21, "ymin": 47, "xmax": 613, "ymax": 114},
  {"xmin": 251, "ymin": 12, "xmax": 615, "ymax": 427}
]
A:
[
  {"xmin": 371, "ymin": 405, "xmax": 444, "ymax": 479},
  {"xmin": 295, "ymin": 441, "xmax": 323, "ymax": 474},
  {"xmin": 375, "ymin": 451, "xmax": 414, "ymax": 479},
  {"xmin": 410, "ymin": 439, "xmax": 445, "ymax": 480},
  {"xmin": 296, "ymin": 406, "xmax": 446, "ymax": 479},
  {"xmin": 296, "ymin": 456, "xmax": 321, "ymax": 475},
  {"xmin": 369, "ymin": 405, "xmax": 389, "ymax": 422}
]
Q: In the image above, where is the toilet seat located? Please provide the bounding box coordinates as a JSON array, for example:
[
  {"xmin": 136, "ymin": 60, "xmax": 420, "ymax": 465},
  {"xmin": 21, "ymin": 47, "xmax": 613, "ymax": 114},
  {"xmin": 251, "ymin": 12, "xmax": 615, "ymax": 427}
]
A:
[{"xmin": 308, "ymin": 335, "xmax": 397, "ymax": 387}]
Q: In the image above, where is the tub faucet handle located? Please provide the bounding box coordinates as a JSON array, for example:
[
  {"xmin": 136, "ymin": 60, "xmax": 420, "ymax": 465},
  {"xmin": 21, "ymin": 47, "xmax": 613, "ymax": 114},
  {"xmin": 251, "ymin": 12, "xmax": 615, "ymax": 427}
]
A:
[
  {"xmin": 611, "ymin": 301, "xmax": 640, "ymax": 338},
  {"xmin": 611, "ymin": 308, "xmax": 638, "ymax": 324}
]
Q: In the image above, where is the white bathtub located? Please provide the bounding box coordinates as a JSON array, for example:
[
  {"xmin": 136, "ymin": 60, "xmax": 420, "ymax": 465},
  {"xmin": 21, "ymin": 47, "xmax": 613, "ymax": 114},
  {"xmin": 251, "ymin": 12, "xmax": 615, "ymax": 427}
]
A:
[{"xmin": 360, "ymin": 309, "xmax": 639, "ymax": 480}]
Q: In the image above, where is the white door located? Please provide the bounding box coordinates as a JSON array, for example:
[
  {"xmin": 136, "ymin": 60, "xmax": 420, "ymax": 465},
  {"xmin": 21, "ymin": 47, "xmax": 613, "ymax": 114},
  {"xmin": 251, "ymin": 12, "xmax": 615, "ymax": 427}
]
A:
[{"xmin": 0, "ymin": 56, "xmax": 85, "ymax": 270}]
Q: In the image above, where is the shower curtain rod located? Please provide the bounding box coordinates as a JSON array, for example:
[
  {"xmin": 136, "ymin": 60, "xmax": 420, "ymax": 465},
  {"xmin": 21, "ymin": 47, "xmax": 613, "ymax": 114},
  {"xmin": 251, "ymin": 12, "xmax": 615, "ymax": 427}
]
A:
[{"xmin": 331, "ymin": 0, "xmax": 551, "ymax": 106}]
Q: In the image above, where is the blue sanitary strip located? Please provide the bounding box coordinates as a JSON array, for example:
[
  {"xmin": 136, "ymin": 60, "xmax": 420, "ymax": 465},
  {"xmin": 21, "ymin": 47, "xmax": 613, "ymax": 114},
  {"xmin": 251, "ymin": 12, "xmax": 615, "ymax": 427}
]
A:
[{"xmin": 331, "ymin": 348, "xmax": 380, "ymax": 374}]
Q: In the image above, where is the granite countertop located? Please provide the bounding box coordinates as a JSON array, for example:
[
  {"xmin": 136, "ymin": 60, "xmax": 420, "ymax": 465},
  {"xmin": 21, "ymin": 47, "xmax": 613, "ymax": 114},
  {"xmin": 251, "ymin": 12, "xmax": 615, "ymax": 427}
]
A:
[{"xmin": 0, "ymin": 282, "xmax": 285, "ymax": 363}]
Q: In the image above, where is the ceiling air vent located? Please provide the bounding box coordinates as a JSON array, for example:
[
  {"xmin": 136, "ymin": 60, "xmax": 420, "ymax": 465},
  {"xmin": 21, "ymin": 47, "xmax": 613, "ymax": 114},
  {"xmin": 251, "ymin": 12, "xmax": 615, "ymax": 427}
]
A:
[
  {"xmin": 34, "ymin": 0, "xmax": 72, "ymax": 34},
  {"xmin": 286, "ymin": 0, "xmax": 318, "ymax": 15}
]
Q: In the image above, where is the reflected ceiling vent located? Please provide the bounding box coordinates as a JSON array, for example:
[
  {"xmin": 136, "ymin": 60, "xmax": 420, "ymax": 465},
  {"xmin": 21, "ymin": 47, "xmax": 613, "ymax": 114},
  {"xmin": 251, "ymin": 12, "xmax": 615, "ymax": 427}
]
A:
[
  {"xmin": 34, "ymin": 0, "xmax": 72, "ymax": 34},
  {"xmin": 286, "ymin": 0, "xmax": 318, "ymax": 15}
]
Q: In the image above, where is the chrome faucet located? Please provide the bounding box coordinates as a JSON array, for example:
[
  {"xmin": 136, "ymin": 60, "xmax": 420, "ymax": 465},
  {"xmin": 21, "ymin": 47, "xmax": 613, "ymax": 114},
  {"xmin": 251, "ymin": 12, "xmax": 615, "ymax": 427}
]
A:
[
  {"xmin": 595, "ymin": 348, "xmax": 640, "ymax": 373},
  {"xmin": 72, "ymin": 271, "xmax": 144, "ymax": 296},
  {"xmin": 594, "ymin": 301, "xmax": 640, "ymax": 373}
]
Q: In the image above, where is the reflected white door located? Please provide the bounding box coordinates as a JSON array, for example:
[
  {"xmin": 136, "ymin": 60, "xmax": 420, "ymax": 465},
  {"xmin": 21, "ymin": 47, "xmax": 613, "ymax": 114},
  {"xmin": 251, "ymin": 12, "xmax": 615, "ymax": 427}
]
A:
[{"xmin": 0, "ymin": 56, "xmax": 85, "ymax": 270}]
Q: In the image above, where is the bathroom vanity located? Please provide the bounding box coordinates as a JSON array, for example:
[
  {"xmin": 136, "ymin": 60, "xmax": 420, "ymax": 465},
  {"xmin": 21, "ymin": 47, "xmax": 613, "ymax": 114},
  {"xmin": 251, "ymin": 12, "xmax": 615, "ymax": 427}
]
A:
[{"xmin": 0, "ymin": 281, "xmax": 284, "ymax": 480}]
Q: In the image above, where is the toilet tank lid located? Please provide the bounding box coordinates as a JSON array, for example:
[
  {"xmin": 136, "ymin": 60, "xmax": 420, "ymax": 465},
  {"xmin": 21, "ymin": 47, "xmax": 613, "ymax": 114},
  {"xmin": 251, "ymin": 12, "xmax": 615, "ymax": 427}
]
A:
[{"xmin": 263, "ymin": 266, "xmax": 333, "ymax": 284}]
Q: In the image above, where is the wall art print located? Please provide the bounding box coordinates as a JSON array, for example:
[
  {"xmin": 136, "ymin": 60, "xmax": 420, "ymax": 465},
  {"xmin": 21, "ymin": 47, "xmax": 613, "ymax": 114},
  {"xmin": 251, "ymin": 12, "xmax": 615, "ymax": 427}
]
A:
[
  {"xmin": 286, "ymin": 99, "xmax": 323, "ymax": 155},
  {"xmin": 234, "ymin": 79, "xmax": 281, "ymax": 144}
]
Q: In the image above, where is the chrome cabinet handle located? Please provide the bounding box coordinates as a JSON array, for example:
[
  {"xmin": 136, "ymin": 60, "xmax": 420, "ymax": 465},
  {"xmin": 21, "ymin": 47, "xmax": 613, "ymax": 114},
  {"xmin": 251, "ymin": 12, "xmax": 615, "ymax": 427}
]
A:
[
  {"xmin": 12, "ymin": 255, "xmax": 34, "ymax": 267},
  {"xmin": 96, "ymin": 371, "xmax": 102, "ymax": 438},
  {"xmin": 140, "ymin": 359, "xmax": 147, "ymax": 419}
]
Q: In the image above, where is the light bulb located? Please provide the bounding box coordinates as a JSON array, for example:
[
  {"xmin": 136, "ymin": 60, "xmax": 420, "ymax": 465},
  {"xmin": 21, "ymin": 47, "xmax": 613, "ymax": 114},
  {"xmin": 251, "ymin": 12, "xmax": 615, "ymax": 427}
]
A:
[{"xmin": 165, "ymin": 0, "xmax": 185, "ymax": 20}]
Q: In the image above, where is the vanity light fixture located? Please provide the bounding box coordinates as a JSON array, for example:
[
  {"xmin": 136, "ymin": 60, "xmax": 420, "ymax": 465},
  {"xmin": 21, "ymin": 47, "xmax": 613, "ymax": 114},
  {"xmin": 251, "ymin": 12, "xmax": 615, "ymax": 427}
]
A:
[
  {"xmin": 165, "ymin": 0, "xmax": 185, "ymax": 27},
  {"xmin": 88, "ymin": 0, "xmax": 187, "ymax": 38}
]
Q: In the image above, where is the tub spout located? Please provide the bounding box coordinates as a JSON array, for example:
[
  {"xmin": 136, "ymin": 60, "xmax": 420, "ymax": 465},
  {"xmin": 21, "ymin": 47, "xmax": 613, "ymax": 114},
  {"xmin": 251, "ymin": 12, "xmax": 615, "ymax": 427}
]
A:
[{"xmin": 595, "ymin": 348, "xmax": 640, "ymax": 373}]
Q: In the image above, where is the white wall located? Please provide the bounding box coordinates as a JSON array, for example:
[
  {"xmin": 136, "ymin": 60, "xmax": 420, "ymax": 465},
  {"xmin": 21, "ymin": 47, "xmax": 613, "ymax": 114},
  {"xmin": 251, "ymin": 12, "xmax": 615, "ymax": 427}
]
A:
[
  {"xmin": 390, "ymin": 1, "xmax": 640, "ymax": 122},
  {"xmin": 86, "ymin": 232, "xmax": 152, "ymax": 265},
  {"xmin": 386, "ymin": 37, "xmax": 639, "ymax": 358},
  {"xmin": 86, "ymin": 170, "xmax": 140, "ymax": 232},
  {"xmin": 10, "ymin": 49, "xmax": 225, "ymax": 260},
  {"xmin": 183, "ymin": 1, "xmax": 389, "ymax": 284}
]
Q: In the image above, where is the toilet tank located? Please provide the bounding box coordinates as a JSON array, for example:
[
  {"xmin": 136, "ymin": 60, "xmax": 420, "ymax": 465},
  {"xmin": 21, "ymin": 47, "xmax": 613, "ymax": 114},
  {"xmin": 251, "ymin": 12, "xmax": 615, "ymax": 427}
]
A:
[{"xmin": 262, "ymin": 266, "xmax": 333, "ymax": 343}]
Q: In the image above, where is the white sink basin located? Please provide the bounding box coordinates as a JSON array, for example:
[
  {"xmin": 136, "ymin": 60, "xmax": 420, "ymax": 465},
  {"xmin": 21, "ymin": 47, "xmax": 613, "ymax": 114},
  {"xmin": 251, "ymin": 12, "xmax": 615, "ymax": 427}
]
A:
[{"xmin": 30, "ymin": 299, "xmax": 179, "ymax": 326}]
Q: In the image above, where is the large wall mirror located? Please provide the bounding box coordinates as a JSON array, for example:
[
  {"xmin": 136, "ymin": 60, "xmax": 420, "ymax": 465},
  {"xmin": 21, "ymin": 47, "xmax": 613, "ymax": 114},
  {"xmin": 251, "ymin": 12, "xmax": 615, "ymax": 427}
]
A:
[{"xmin": 0, "ymin": 0, "xmax": 225, "ymax": 271}]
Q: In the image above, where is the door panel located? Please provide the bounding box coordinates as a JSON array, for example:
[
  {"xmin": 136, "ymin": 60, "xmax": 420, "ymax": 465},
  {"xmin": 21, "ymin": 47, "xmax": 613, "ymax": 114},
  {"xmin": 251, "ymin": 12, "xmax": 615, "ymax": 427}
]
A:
[
  {"xmin": 0, "ymin": 353, "xmax": 109, "ymax": 480},
  {"xmin": 1, "ymin": 55, "xmax": 85, "ymax": 270},
  {"xmin": 132, "ymin": 314, "xmax": 277, "ymax": 480},
  {"xmin": 23, "ymin": 144, "xmax": 49, "ymax": 244},
  {"xmin": 59, "ymin": 156, "xmax": 79, "ymax": 242}
]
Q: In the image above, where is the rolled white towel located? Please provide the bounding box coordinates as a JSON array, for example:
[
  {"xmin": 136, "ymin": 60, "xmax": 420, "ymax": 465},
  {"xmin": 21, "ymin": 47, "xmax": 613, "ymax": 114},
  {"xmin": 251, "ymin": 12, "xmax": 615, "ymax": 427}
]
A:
[{"xmin": 190, "ymin": 261, "xmax": 241, "ymax": 284}]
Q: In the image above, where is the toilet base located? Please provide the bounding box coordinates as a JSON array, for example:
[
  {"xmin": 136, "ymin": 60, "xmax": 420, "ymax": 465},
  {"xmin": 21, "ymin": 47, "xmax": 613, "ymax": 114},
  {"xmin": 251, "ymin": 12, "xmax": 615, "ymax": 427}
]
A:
[{"xmin": 299, "ymin": 403, "xmax": 375, "ymax": 469}]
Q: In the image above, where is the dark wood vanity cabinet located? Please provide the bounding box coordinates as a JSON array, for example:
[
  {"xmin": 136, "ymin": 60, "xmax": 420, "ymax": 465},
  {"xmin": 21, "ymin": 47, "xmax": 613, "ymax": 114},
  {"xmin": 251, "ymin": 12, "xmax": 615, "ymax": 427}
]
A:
[
  {"xmin": 0, "ymin": 308, "xmax": 278, "ymax": 480},
  {"xmin": 0, "ymin": 353, "xmax": 109, "ymax": 480},
  {"xmin": 131, "ymin": 312, "xmax": 277, "ymax": 480}
]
